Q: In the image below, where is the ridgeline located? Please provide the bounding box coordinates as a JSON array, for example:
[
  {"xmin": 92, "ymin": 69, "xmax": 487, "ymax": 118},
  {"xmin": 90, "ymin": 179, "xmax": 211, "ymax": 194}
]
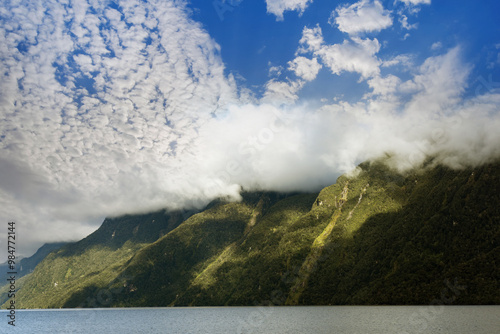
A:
[{"xmin": 5, "ymin": 159, "xmax": 499, "ymax": 308}]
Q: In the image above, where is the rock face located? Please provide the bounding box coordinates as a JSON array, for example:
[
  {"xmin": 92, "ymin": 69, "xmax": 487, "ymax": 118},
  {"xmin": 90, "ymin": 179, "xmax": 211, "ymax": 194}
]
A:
[{"xmin": 8, "ymin": 159, "xmax": 500, "ymax": 308}]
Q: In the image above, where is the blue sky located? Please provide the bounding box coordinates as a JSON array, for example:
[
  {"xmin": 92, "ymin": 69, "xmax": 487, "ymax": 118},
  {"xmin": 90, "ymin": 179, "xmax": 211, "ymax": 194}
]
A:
[{"xmin": 1, "ymin": 0, "xmax": 500, "ymax": 258}]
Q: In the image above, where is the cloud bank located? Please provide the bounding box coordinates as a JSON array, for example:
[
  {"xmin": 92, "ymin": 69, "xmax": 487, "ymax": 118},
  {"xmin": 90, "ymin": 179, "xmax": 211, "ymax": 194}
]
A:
[
  {"xmin": 0, "ymin": 0, "xmax": 499, "ymax": 258},
  {"xmin": 203, "ymin": 47, "xmax": 500, "ymax": 193}
]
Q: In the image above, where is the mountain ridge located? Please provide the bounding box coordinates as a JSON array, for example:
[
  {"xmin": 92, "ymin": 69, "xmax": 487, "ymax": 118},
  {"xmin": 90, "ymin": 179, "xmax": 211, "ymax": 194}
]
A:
[{"xmin": 4, "ymin": 158, "xmax": 499, "ymax": 308}]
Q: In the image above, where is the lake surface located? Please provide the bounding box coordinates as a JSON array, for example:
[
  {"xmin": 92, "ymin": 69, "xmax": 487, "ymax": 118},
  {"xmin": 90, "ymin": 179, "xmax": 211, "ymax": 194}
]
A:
[{"xmin": 1, "ymin": 306, "xmax": 499, "ymax": 334}]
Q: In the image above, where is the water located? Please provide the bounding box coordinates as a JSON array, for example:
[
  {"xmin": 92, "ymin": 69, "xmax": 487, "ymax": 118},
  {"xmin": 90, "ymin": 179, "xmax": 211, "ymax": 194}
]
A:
[{"xmin": 1, "ymin": 306, "xmax": 498, "ymax": 334}]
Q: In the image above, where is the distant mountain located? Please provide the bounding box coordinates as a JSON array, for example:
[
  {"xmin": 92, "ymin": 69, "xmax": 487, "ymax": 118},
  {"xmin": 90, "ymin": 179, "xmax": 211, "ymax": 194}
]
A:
[{"xmin": 5, "ymin": 159, "xmax": 500, "ymax": 308}]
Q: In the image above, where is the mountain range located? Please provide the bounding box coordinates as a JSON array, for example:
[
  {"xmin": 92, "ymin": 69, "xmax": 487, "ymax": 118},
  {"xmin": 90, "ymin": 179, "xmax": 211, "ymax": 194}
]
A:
[{"xmin": 3, "ymin": 158, "xmax": 499, "ymax": 308}]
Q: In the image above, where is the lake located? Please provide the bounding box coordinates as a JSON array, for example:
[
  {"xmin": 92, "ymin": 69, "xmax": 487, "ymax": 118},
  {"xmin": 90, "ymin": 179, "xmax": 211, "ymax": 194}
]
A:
[{"xmin": 1, "ymin": 306, "xmax": 499, "ymax": 333}]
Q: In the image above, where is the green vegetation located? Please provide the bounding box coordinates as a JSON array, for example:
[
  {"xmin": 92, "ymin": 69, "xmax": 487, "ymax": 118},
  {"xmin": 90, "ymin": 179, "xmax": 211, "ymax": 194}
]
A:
[
  {"xmin": 0, "ymin": 242, "xmax": 67, "ymax": 289},
  {"xmin": 4, "ymin": 159, "xmax": 499, "ymax": 308},
  {"xmin": 10, "ymin": 209, "xmax": 190, "ymax": 308},
  {"xmin": 0, "ymin": 242, "xmax": 67, "ymax": 306}
]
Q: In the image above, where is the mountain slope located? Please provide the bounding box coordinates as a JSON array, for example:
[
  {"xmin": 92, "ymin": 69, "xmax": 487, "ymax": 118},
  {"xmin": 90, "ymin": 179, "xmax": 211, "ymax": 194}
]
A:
[
  {"xmin": 302, "ymin": 161, "xmax": 500, "ymax": 304},
  {"xmin": 0, "ymin": 242, "xmax": 67, "ymax": 305},
  {"xmin": 7, "ymin": 159, "xmax": 500, "ymax": 308},
  {"xmin": 0, "ymin": 242, "xmax": 67, "ymax": 287},
  {"xmin": 10, "ymin": 209, "xmax": 195, "ymax": 308}
]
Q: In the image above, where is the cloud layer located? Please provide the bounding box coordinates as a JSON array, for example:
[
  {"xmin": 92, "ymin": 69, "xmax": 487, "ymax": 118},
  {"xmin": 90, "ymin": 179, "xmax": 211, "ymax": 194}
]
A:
[{"xmin": 0, "ymin": 0, "xmax": 239, "ymax": 255}]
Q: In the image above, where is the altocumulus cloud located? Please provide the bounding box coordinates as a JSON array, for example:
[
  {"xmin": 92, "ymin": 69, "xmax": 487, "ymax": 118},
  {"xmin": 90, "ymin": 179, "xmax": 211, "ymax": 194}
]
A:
[
  {"xmin": 0, "ymin": 0, "xmax": 499, "ymax": 257},
  {"xmin": 0, "ymin": 0, "xmax": 240, "ymax": 256}
]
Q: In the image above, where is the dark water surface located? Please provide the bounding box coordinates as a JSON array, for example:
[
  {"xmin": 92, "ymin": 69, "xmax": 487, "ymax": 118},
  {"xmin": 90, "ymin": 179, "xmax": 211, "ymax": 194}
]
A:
[{"xmin": 1, "ymin": 306, "xmax": 499, "ymax": 334}]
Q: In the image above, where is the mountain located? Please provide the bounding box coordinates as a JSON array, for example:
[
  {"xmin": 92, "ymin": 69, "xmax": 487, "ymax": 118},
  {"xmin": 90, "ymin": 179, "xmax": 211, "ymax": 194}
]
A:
[
  {"xmin": 5, "ymin": 158, "xmax": 500, "ymax": 308},
  {"xmin": 0, "ymin": 242, "xmax": 67, "ymax": 305},
  {"xmin": 0, "ymin": 243, "xmax": 67, "ymax": 284},
  {"xmin": 2, "ymin": 208, "xmax": 200, "ymax": 309}
]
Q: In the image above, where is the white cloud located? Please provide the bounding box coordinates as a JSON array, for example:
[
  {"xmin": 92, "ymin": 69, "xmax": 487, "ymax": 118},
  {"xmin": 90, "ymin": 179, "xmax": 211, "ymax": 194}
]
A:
[
  {"xmin": 331, "ymin": 0, "xmax": 393, "ymax": 36},
  {"xmin": 268, "ymin": 64, "xmax": 284, "ymax": 77},
  {"xmin": 382, "ymin": 54, "xmax": 414, "ymax": 68},
  {"xmin": 198, "ymin": 48, "xmax": 500, "ymax": 209},
  {"xmin": 262, "ymin": 79, "xmax": 305, "ymax": 104},
  {"xmin": 431, "ymin": 41, "xmax": 443, "ymax": 50},
  {"xmin": 398, "ymin": 0, "xmax": 431, "ymax": 5},
  {"xmin": 367, "ymin": 74, "xmax": 402, "ymax": 97},
  {"xmin": 403, "ymin": 47, "xmax": 470, "ymax": 116},
  {"xmin": 399, "ymin": 14, "xmax": 417, "ymax": 30},
  {"xmin": 0, "ymin": 0, "xmax": 239, "ymax": 257},
  {"xmin": 316, "ymin": 37, "xmax": 381, "ymax": 79},
  {"xmin": 265, "ymin": 0, "xmax": 313, "ymax": 21},
  {"xmin": 297, "ymin": 25, "xmax": 324, "ymax": 54},
  {"xmin": 198, "ymin": 49, "xmax": 500, "ymax": 194},
  {"xmin": 288, "ymin": 56, "xmax": 322, "ymax": 81},
  {"xmin": 296, "ymin": 26, "xmax": 382, "ymax": 80}
]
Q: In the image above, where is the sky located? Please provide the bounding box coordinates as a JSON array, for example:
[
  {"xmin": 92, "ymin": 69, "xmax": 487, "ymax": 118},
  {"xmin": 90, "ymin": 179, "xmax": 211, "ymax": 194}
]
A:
[{"xmin": 1, "ymin": 0, "xmax": 500, "ymax": 259}]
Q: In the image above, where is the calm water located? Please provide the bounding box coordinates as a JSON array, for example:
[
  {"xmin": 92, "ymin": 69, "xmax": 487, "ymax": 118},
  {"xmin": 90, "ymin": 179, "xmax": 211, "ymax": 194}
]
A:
[{"xmin": 1, "ymin": 306, "xmax": 498, "ymax": 334}]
